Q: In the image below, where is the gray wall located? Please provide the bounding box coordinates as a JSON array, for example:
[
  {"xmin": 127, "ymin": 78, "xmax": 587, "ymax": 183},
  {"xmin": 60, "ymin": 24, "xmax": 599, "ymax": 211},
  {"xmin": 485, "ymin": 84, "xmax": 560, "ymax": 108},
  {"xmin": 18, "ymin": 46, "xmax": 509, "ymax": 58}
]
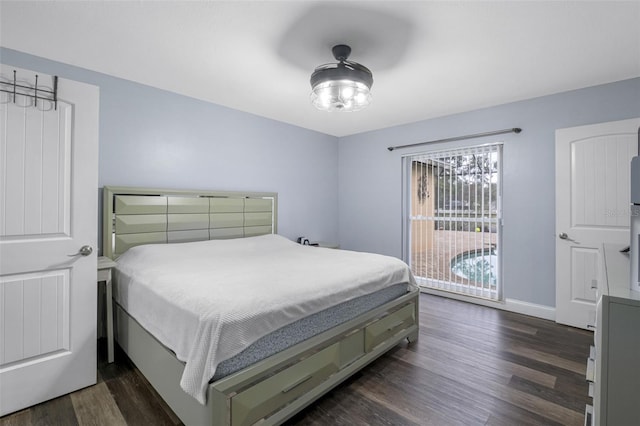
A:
[
  {"xmin": 0, "ymin": 48, "xmax": 339, "ymax": 248},
  {"xmin": 338, "ymin": 77, "xmax": 640, "ymax": 307},
  {"xmin": 3, "ymin": 47, "xmax": 639, "ymax": 308}
]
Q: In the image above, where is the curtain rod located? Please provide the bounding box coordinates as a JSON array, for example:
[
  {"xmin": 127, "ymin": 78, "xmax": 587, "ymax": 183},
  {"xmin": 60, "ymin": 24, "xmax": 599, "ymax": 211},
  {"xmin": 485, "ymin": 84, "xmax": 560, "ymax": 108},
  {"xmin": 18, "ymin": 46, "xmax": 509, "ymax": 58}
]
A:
[{"xmin": 387, "ymin": 127, "xmax": 522, "ymax": 152}]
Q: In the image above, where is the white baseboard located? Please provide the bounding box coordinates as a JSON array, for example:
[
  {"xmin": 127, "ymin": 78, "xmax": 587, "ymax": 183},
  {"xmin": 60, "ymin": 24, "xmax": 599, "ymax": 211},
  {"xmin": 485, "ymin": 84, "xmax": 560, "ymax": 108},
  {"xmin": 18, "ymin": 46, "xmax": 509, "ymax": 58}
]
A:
[
  {"xmin": 419, "ymin": 287, "xmax": 556, "ymax": 321},
  {"xmin": 503, "ymin": 297, "xmax": 555, "ymax": 321}
]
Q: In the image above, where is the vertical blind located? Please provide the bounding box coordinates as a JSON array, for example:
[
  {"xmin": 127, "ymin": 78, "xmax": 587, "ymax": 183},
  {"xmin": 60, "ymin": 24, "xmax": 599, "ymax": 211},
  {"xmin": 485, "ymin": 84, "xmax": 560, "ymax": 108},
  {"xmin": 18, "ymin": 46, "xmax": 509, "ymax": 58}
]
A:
[{"xmin": 406, "ymin": 143, "xmax": 502, "ymax": 300}]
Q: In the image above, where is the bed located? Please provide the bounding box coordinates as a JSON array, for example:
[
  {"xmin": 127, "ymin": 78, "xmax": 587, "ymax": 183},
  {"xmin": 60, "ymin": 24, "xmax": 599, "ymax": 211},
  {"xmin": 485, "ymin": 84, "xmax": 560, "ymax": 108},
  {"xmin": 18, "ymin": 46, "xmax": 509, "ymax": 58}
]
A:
[{"xmin": 102, "ymin": 186, "xmax": 419, "ymax": 426}]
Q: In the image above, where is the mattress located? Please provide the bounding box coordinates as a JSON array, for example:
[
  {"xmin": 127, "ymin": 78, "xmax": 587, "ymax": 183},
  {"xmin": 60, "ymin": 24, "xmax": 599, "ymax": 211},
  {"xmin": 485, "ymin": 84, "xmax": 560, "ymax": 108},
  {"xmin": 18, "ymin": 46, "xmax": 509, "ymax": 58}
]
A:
[
  {"xmin": 212, "ymin": 282, "xmax": 408, "ymax": 380},
  {"xmin": 114, "ymin": 234, "xmax": 416, "ymax": 403}
]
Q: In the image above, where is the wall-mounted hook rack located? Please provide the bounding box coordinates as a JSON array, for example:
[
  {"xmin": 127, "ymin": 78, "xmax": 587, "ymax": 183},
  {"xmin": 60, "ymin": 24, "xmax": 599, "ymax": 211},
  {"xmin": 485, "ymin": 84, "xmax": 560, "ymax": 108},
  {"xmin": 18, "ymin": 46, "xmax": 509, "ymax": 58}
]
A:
[{"xmin": 0, "ymin": 70, "xmax": 58, "ymax": 110}]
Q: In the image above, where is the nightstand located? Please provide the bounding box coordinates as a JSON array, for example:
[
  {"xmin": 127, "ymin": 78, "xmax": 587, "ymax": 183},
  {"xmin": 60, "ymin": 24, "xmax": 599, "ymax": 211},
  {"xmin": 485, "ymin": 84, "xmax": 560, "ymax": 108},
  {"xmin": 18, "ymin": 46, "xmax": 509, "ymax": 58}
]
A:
[{"xmin": 98, "ymin": 256, "xmax": 117, "ymax": 363}]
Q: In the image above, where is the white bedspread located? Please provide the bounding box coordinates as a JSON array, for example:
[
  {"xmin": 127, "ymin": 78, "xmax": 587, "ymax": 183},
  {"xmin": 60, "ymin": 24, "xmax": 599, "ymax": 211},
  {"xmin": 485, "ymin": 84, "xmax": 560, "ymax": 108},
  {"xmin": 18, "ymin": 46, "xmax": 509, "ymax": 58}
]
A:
[{"xmin": 114, "ymin": 234, "xmax": 416, "ymax": 404}]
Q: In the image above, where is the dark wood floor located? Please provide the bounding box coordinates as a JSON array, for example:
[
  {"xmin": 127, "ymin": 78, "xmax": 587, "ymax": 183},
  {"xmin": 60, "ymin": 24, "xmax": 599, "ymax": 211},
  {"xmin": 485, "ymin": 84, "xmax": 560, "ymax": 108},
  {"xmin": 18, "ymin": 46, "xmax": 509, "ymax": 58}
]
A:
[{"xmin": 1, "ymin": 294, "xmax": 593, "ymax": 426}]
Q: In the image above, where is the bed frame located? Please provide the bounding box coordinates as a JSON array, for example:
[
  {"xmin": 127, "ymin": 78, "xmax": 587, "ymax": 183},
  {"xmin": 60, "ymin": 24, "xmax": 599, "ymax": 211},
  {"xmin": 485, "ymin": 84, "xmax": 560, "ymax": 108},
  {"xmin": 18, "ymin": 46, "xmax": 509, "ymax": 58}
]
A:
[{"xmin": 103, "ymin": 186, "xmax": 419, "ymax": 426}]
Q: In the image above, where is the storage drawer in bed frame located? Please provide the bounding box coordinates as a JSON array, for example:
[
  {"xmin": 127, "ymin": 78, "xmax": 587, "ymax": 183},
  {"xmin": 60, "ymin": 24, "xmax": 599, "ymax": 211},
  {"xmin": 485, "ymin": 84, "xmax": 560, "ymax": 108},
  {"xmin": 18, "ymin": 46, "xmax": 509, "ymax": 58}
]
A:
[
  {"xmin": 365, "ymin": 303, "xmax": 415, "ymax": 352},
  {"xmin": 115, "ymin": 290, "xmax": 419, "ymax": 426},
  {"xmin": 227, "ymin": 298, "xmax": 417, "ymax": 426},
  {"xmin": 231, "ymin": 342, "xmax": 342, "ymax": 426}
]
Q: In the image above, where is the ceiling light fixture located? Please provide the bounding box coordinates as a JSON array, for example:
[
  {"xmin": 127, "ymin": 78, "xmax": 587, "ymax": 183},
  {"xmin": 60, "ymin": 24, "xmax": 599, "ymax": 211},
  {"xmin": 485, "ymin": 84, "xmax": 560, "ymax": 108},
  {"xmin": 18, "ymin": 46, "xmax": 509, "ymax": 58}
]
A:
[{"xmin": 310, "ymin": 44, "xmax": 373, "ymax": 112}]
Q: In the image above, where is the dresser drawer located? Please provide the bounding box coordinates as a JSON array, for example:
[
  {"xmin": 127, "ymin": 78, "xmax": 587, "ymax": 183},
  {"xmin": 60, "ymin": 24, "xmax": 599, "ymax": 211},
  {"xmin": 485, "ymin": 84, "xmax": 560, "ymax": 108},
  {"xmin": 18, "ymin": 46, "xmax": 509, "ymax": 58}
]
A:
[
  {"xmin": 231, "ymin": 342, "xmax": 340, "ymax": 426},
  {"xmin": 586, "ymin": 357, "xmax": 595, "ymax": 383},
  {"xmin": 587, "ymin": 345, "xmax": 596, "ymax": 387},
  {"xmin": 365, "ymin": 303, "xmax": 415, "ymax": 352},
  {"xmin": 584, "ymin": 404, "xmax": 593, "ymax": 426}
]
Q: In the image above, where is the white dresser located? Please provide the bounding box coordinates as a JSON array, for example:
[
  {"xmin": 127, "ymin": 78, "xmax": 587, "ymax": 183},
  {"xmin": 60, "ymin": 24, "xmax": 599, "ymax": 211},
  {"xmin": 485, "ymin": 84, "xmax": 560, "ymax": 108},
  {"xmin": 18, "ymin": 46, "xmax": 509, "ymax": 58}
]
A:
[{"xmin": 586, "ymin": 244, "xmax": 640, "ymax": 426}]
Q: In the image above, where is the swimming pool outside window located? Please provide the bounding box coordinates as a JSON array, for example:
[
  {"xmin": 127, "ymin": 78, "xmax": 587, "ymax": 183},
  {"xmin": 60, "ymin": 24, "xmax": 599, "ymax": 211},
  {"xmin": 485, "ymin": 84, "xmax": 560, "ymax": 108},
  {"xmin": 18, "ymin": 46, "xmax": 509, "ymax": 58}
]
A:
[{"xmin": 402, "ymin": 143, "xmax": 502, "ymax": 301}]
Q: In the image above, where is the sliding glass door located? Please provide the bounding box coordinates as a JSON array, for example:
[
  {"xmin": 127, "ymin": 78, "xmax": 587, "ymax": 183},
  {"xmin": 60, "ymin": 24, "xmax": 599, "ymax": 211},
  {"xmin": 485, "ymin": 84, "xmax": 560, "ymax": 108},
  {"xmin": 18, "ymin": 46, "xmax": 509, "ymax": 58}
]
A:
[{"xmin": 404, "ymin": 144, "xmax": 502, "ymax": 301}]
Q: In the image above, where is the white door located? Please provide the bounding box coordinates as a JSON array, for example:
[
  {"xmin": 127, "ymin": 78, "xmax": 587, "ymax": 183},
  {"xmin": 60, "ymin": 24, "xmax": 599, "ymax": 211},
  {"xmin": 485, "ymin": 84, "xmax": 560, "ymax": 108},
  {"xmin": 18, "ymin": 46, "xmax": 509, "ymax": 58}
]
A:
[
  {"xmin": 0, "ymin": 65, "xmax": 99, "ymax": 415},
  {"xmin": 556, "ymin": 118, "xmax": 640, "ymax": 329}
]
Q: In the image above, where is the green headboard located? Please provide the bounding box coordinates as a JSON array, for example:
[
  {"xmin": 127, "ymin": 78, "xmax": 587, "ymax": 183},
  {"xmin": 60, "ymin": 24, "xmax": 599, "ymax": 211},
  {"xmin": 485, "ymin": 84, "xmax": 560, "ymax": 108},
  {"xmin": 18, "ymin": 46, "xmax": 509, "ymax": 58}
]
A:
[{"xmin": 102, "ymin": 186, "xmax": 278, "ymax": 259}]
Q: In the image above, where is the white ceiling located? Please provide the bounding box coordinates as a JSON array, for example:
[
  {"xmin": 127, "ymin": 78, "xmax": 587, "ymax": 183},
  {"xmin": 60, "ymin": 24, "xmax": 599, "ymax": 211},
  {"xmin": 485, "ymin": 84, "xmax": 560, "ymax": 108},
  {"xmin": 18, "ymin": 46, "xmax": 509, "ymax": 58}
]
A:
[{"xmin": 1, "ymin": 1, "xmax": 639, "ymax": 137}]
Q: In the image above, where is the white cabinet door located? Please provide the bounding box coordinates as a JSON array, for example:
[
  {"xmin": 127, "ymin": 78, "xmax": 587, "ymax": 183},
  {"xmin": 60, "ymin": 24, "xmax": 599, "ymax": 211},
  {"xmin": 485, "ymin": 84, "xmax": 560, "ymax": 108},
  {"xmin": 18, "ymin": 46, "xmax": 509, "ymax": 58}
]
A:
[
  {"xmin": 0, "ymin": 65, "xmax": 99, "ymax": 415},
  {"xmin": 555, "ymin": 118, "xmax": 639, "ymax": 329}
]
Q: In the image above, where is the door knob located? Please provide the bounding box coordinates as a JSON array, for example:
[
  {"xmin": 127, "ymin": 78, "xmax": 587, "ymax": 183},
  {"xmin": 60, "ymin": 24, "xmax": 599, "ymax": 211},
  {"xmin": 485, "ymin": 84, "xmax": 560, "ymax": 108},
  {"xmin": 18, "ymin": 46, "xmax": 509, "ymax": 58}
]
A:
[
  {"xmin": 558, "ymin": 232, "xmax": 575, "ymax": 242},
  {"xmin": 68, "ymin": 245, "xmax": 93, "ymax": 257}
]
